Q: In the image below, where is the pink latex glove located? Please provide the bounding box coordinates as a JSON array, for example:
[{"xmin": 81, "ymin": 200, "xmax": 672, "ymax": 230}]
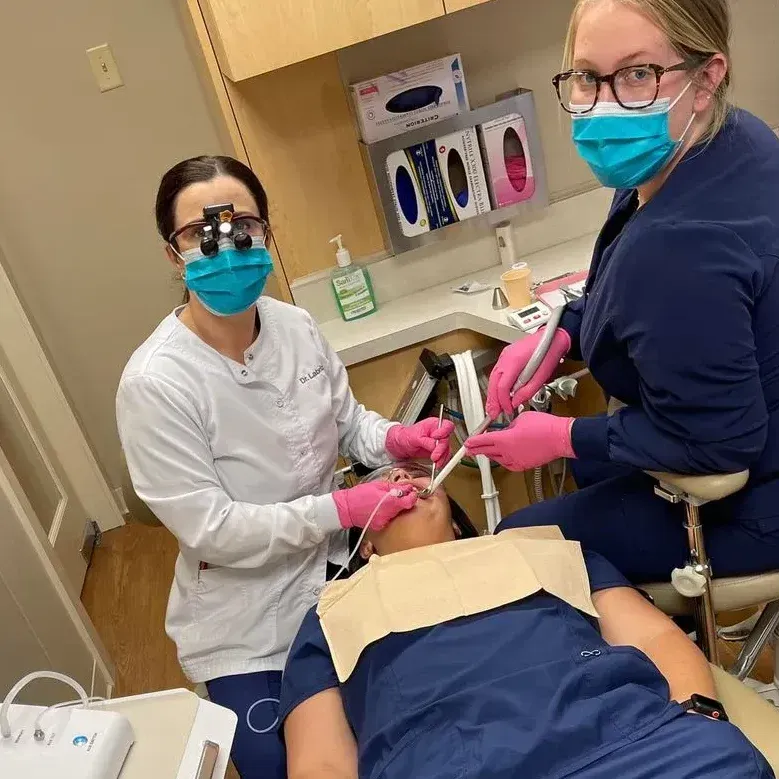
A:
[
  {"xmin": 486, "ymin": 328, "xmax": 572, "ymax": 418},
  {"xmin": 465, "ymin": 412, "xmax": 576, "ymax": 472},
  {"xmin": 386, "ymin": 418, "xmax": 455, "ymax": 466},
  {"xmin": 333, "ymin": 481, "xmax": 418, "ymax": 530}
]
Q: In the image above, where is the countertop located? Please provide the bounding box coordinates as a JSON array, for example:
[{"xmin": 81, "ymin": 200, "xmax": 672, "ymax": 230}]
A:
[{"xmin": 322, "ymin": 232, "xmax": 597, "ymax": 366}]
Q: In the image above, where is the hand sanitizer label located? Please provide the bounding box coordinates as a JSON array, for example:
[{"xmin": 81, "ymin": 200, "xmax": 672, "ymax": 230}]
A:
[{"xmin": 333, "ymin": 270, "xmax": 376, "ymax": 320}]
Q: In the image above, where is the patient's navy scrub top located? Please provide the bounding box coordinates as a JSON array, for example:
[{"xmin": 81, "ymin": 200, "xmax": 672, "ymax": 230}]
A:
[
  {"xmin": 279, "ymin": 551, "xmax": 771, "ymax": 779},
  {"xmin": 502, "ymin": 109, "xmax": 779, "ymax": 583}
]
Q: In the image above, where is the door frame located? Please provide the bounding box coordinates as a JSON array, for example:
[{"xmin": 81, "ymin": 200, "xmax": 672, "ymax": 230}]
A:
[
  {"xmin": 0, "ymin": 358, "xmax": 90, "ymax": 589},
  {"xmin": 0, "ymin": 241, "xmax": 124, "ymax": 533},
  {"xmin": 0, "ymin": 444, "xmax": 115, "ymax": 694}
]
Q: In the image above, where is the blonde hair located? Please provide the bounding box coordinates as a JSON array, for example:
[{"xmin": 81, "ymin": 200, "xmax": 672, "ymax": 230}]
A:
[{"xmin": 563, "ymin": 0, "xmax": 732, "ymax": 141}]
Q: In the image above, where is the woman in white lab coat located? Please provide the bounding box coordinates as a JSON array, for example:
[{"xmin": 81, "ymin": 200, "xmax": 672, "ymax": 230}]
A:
[{"xmin": 116, "ymin": 156, "xmax": 453, "ymax": 779}]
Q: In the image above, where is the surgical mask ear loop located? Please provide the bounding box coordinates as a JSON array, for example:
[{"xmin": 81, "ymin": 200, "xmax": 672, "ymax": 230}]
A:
[
  {"xmin": 673, "ymin": 102, "xmax": 698, "ymax": 149},
  {"xmin": 667, "ymin": 80, "xmax": 697, "ymax": 145},
  {"xmin": 669, "ymin": 79, "xmax": 694, "ymax": 110},
  {"xmin": 330, "ymin": 488, "xmax": 405, "ymax": 581}
]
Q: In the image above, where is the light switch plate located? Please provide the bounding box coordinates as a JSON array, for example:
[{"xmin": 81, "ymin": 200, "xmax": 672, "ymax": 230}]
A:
[{"xmin": 86, "ymin": 44, "xmax": 124, "ymax": 93}]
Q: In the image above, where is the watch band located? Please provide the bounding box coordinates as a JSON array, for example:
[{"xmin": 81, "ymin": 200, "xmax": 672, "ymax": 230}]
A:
[{"xmin": 680, "ymin": 694, "xmax": 729, "ymax": 722}]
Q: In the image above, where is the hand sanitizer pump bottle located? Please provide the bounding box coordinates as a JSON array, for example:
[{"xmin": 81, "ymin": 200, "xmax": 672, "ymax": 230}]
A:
[{"xmin": 329, "ymin": 234, "xmax": 377, "ymax": 322}]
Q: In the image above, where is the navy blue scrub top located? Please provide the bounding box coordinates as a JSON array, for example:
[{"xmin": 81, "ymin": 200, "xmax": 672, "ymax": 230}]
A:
[
  {"xmin": 279, "ymin": 551, "xmax": 688, "ymax": 779},
  {"xmin": 563, "ymin": 110, "xmax": 779, "ymax": 494}
]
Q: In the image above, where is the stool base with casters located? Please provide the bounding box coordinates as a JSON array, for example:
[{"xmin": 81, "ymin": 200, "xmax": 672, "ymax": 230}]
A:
[{"xmin": 642, "ymin": 470, "xmax": 779, "ymax": 701}]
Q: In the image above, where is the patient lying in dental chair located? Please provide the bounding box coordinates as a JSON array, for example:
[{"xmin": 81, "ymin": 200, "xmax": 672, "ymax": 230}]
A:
[{"xmin": 280, "ymin": 464, "xmax": 774, "ymax": 779}]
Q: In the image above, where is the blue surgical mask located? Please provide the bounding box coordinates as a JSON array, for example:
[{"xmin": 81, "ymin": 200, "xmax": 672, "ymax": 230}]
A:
[
  {"xmin": 571, "ymin": 82, "xmax": 695, "ymax": 189},
  {"xmin": 179, "ymin": 237, "xmax": 274, "ymax": 317}
]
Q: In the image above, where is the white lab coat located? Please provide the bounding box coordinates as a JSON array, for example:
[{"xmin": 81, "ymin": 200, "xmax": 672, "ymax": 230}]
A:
[{"xmin": 116, "ymin": 296, "xmax": 394, "ymax": 682}]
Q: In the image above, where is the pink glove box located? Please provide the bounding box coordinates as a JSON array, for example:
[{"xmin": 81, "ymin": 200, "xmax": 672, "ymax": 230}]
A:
[{"xmin": 478, "ymin": 112, "xmax": 539, "ymax": 209}]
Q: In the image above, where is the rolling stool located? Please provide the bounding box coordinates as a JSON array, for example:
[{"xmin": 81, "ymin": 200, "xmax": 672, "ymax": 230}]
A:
[{"xmin": 641, "ymin": 470, "xmax": 779, "ymax": 699}]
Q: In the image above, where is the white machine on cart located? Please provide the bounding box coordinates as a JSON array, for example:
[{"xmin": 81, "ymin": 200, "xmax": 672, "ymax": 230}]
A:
[{"xmin": 0, "ymin": 672, "xmax": 237, "ymax": 779}]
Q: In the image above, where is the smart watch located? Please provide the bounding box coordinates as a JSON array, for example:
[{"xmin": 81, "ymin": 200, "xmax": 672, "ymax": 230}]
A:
[{"xmin": 680, "ymin": 694, "xmax": 729, "ymax": 722}]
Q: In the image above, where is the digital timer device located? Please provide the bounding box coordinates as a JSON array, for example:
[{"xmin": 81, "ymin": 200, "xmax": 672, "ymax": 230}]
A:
[{"xmin": 506, "ymin": 301, "xmax": 553, "ymax": 332}]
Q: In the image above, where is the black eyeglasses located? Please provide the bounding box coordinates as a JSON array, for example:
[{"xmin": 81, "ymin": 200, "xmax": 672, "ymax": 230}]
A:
[{"xmin": 552, "ymin": 61, "xmax": 697, "ymax": 115}]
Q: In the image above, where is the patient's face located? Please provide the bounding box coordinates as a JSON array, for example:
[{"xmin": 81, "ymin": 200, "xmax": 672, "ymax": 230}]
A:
[{"xmin": 360, "ymin": 466, "xmax": 456, "ymax": 559}]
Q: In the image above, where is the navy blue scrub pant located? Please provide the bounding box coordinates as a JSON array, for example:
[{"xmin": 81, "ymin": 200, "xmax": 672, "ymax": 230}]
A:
[
  {"xmin": 204, "ymin": 564, "xmax": 346, "ymax": 778},
  {"xmin": 206, "ymin": 671, "xmax": 284, "ymax": 779},
  {"xmin": 498, "ymin": 459, "xmax": 779, "ymax": 584}
]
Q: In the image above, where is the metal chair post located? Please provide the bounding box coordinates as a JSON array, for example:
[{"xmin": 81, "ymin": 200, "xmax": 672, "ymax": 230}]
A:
[
  {"xmin": 653, "ymin": 478, "xmax": 721, "ymax": 665},
  {"xmin": 682, "ymin": 501, "xmax": 720, "ymax": 665},
  {"xmin": 642, "ymin": 469, "xmax": 779, "ymax": 700}
]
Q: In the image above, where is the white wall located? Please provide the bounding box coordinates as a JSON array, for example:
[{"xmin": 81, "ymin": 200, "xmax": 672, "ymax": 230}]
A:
[{"xmin": 0, "ymin": 0, "xmax": 227, "ymax": 488}]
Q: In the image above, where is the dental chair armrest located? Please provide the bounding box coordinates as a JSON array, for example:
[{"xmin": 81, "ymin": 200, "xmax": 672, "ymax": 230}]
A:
[
  {"xmin": 711, "ymin": 665, "xmax": 779, "ymax": 773},
  {"xmin": 645, "ymin": 471, "xmax": 749, "ymax": 503}
]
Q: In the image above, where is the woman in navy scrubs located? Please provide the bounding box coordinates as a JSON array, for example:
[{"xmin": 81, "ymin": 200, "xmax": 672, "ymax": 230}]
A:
[{"xmin": 467, "ymin": 0, "xmax": 779, "ymax": 583}]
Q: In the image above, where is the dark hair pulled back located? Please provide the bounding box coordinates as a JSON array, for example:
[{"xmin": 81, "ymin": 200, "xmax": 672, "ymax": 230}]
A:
[{"xmin": 155, "ymin": 155, "xmax": 270, "ymax": 243}]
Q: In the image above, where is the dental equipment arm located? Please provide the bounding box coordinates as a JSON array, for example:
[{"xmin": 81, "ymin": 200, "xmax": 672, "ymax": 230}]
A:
[
  {"xmin": 595, "ymin": 586, "xmax": 716, "ymax": 703},
  {"xmin": 421, "ymin": 306, "xmax": 566, "ymax": 497},
  {"xmin": 285, "ymin": 689, "xmax": 358, "ymax": 779}
]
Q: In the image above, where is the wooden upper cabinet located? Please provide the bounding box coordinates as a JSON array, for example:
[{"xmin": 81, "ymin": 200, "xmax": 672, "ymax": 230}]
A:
[
  {"xmin": 444, "ymin": 0, "xmax": 491, "ymax": 11},
  {"xmin": 199, "ymin": 0, "xmax": 447, "ymax": 81}
]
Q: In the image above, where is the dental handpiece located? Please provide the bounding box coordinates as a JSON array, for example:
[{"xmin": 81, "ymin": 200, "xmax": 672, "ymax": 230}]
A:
[{"xmin": 420, "ymin": 305, "xmax": 566, "ymax": 498}]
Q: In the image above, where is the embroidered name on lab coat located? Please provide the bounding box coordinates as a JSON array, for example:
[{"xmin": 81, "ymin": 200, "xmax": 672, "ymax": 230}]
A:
[{"xmin": 299, "ymin": 365, "xmax": 325, "ymax": 384}]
